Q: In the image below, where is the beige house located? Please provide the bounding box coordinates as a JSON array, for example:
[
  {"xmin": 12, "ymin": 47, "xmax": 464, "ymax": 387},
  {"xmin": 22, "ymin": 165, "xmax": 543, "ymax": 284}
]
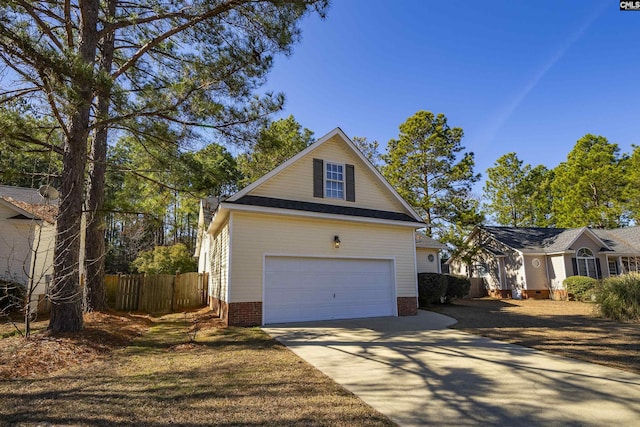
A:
[
  {"xmin": 0, "ymin": 185, "xmax": 58, "ymax": 311},
  {"xmin": 448, "ymin": 225, "xmax": 640, "ymax": 299},
  {"xmin": 196, "ymin": 128, "xmax": 426, "ymax": 326}
]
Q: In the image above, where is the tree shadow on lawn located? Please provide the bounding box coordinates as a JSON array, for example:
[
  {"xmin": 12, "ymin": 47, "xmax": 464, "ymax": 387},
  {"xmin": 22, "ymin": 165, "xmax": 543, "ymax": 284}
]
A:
[
  {"xmin": 434, "ymin": 299, "xmax": 640, "ymax": 374},
  {"xmin": 1, "ymin": 318, "xmax": 394, "ymax": 427}
]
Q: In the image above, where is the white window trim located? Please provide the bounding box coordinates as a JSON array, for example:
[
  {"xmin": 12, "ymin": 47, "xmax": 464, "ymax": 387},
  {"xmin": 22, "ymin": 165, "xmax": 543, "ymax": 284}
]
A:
[
  {"xmin": 576, "ymin": 247, "xmax": 597, "ymax": 279},
  {"xmin": 324, "ymin": 161, "xmax": 345, "ymax": 199}
]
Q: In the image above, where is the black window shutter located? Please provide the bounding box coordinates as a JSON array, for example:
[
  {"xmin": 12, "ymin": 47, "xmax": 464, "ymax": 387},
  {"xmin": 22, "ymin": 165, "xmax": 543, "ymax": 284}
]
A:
[
  {"xmin": 313, "ymin": 158, "xmax": 324, "ymax": 198},
  {"xmin": 595, "ymin": 258, "xmax": 602, "ymax": 279},
  {"xmin": 571, "ymin": 258, "xmax": 578, "ymax": 276},
  {"xmin": 345, "ymin": 164, "xmax": 355, "ymax": 202}
]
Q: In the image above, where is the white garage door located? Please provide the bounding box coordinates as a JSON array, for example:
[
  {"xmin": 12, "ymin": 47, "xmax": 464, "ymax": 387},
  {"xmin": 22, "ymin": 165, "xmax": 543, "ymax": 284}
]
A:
[{"xmin": 263, "ymin": 256, "xmax": 395, "ymax": 324}]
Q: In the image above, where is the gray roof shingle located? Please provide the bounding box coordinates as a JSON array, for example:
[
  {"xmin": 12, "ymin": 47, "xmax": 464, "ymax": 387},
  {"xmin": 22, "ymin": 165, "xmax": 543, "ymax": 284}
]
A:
[
  {"xmin": 229, "ymin": 195, "xmax": 423, "ymax": 224},
  {"xmin": 480, "ymin": 225, "xmax": 640, "ymax": 254}
]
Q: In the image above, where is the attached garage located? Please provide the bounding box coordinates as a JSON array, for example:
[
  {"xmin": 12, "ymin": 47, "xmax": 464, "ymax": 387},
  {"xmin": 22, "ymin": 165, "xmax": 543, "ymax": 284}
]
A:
[{"xmin": 263, "ymin": 256, "xmax": 396, "ymax": 324}]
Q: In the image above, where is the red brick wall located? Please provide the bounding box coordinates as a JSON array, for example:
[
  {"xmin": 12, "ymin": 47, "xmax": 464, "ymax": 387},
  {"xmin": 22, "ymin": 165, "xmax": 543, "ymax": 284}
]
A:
[
  {"xmin": 521, "ymin": 289, "xmax": 550, "ymax": 300},
  {"xmin": 228, "ymin": 302, "xmax": 262, "ymax": 326},
  {"xmin": 397, "ymin": 297, "xmax": 417, "ymax": 316},
  {"xmin": 488, "ymin": 289, "xmax": 511, "ymax": 299}
]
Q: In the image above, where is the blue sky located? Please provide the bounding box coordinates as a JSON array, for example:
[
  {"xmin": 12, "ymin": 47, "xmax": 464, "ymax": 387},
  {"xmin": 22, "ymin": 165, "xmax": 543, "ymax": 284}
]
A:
[{"xmin": 262, "ymin": 0, "xmax": 640, "ymax": 196}]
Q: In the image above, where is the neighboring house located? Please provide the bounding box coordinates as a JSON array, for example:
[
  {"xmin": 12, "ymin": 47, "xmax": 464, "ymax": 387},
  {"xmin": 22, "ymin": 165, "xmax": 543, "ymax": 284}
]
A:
[
  {"xmin": 415, "ymin": 233, "xmax": 447, "ymax": 274},
  {"xmin": 196, "ymin": 128, "xmax": 426, "ymax": 326},
  {"xmin": 0, "ymin": 185, "xmax": 58, "ymax": 311},
  {"xmin": 448, "ymin": 225, "xmax": 640, "ymax": 299}
]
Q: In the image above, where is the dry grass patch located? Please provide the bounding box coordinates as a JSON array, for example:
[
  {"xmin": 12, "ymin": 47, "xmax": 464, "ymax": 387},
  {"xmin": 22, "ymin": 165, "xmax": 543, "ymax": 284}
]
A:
[
  {"xmin": 434, "ymin": 298, "xmax": 640, "ymax": 374},
  {"xmin": 0, "ymin": 308, "xmax": 393, "ymax": 426}
]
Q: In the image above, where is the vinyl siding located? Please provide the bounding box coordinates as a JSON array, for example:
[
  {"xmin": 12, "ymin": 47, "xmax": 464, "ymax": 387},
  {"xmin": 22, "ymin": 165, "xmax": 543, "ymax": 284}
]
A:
[
  {"xmin": 249, "ymin": 134, "xmax": 406, "ymax": 213},
  {"xmin": 208, "ymin": 221, "xmax": 230, "ymax": 303},
  {"xmin": 523, "ymin": 255, "xmax": 548, "ymax": 290},
  {"xmin": 548, "ymin": 254, "xmax": 568, "ymax": 290},
  {"xmin": 228, "ymin": 211, "xmax": 417, "ymax": 302},
  {"xmin": 416, "ymin": 248, "xmax": 440, "ymax": 273},
  {"xmin": 0, "ymin": 205, "xmax": 36, "ymax": 285},
  {"xmin": 27, "ymin": 222, "xmax": 55, "ymax": 299},
  {"xmin": 569, "ymin": 233, "xmax": 601, "ymax": 252}
]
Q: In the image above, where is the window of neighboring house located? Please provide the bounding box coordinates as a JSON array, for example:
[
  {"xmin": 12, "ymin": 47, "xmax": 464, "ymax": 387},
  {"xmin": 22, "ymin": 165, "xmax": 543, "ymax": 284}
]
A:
[
  {"xmin": 473, "ymin": 262, "xmax": 489, "ymax": 278},
  {"xmin": 621, "ymin": 256, "xmax": 640, "ymax": 273},
  {"xmin": 325, "ymin": 162, "xmax": 344, "ymax": 199},
  {"xmin": 608, "ymin": 259, "xmax": 619, "ymax": 276},
  {"xmin": 576, "ymin": 247, "xmax": 597, "ymax": 279}
]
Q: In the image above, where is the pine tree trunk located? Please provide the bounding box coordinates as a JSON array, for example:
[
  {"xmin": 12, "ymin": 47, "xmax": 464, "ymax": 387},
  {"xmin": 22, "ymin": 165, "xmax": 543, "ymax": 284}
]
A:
[
  {"xmin": 85, "ymin": 0, "xmax": 116, "ymax": 311},
  {"xmin": 49, "ymin": 0, "xmax": 100, "ymax": 332}
]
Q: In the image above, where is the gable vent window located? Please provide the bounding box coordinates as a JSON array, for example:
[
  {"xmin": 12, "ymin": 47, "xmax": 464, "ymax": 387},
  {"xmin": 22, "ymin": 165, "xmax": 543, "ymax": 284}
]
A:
[{"xmin": 325, "ymin": 162, "xmax": 344, "ymax": 199}]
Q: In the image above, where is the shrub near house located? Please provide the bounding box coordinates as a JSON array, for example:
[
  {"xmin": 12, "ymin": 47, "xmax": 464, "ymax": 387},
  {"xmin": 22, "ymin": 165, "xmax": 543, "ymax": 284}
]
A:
[
  {"xmin": 418, "ymin": 273, "xmax": 471, "ymax": 306},
  {"xmin": 597, "ymin": 273, "xmax": 640, "ymax": 322},
  {"xmin": 563, "ymin": 276, "xmax": 599, "ymax": 302}
]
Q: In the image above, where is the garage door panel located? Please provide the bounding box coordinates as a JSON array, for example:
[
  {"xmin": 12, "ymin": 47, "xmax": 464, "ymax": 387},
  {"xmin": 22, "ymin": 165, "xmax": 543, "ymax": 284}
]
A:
[{"xmin": 264, "ymin": 257, "xmax": 395, "ymax": 324}]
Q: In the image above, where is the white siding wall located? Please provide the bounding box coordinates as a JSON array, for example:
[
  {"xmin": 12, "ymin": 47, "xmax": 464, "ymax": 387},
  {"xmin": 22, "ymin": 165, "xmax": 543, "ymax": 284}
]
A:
[
  {"xmin": 208, "ymin": 221, "xmax": 230, "ymax": 303},
  {"xmin": 523, "ymin": 255, "xmax": 549, "ymax": 290},
  {"xmin": 416, "ymin": 248, "xmax": 440, "ymax": 273},
  {"xmin": 197, "ymin": 232, "xmax": 210, "ymax": 273},
  {"xmin": 548, "ymin": 255, "xmax": 568, "ymax": 290},
  {"xmin": 27, "ymin": 222, "xmax": 55, "ymax": 302},
  {"xmin": 228, "ymin": 211, "xmax": 417, "ymax": 302},
  {"xmin": 250, "ymin": 134, "xmax": 406, "ymax": 213},
  {"xmin": 0, "ymin": 213, "xmax": 34, "ymax": 284}
]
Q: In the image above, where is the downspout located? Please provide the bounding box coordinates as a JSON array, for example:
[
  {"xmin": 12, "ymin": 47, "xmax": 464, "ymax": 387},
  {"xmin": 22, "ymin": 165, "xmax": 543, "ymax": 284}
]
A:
[{"xmin": 544, "ymin": 255, "xmax": 551, "ymax": 298}]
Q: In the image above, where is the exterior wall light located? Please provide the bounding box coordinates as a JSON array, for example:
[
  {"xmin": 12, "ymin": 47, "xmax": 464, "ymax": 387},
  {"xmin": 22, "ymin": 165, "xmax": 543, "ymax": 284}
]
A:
[{"xmin": 334, "ymin": 235, "xmax": 341, "ymax": 248}]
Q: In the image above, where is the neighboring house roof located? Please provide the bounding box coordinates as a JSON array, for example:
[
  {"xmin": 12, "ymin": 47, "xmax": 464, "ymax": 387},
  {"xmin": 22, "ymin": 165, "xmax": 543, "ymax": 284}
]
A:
[
  {"xmin": 474, "ymin": 225, "xmax": 638, "ymax": 255},
  {"xmin": 415, "ymin": 233, "xmax": 447, "ymax": 249},
  {"xmin": 592, "ymin": 227, "xmax": 640, "ymax": 254},
  {"xmin": 0, "ymin": 185, "xmax": 58, "ymax": 224}
]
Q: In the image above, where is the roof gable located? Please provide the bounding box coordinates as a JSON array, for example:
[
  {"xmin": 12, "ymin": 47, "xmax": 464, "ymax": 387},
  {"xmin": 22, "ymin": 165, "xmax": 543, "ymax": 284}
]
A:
[{"xmin": 229, "ymin": 128, "xmax": 423, "ymax": 222}]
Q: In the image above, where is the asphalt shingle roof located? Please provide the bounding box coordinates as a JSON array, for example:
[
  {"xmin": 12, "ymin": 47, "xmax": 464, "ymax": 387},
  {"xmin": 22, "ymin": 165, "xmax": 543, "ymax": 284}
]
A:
[
  {"xmin": 480, "ymin": 225, "xmax": 640, "ymax": 254},
  {"xmin": 0, "ymin": 185, "xmax": 58, "ymax": 223},
  {"xmin": 230, "ymin": 195, "xmax": 422, "ymax": 224}
]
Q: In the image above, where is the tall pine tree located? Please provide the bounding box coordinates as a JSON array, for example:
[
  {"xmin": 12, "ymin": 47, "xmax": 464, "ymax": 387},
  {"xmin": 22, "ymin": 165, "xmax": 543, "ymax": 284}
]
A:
[{"xmin": 382, "ymin": 110, "xmax": 482, "ymax": 245}]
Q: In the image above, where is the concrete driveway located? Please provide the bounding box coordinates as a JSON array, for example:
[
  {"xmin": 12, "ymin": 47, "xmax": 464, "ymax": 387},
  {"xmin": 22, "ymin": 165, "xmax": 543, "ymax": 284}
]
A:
[{"xmin": 263, "ymin": 311, "xmax": 640, "ymax": 427}]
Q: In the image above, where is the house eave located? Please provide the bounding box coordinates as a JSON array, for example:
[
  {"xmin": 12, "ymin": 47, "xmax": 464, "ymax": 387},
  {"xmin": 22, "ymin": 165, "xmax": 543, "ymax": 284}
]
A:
[{"xmin": 216, "ymin": 202, "xmax": 425, "ymax": 229}]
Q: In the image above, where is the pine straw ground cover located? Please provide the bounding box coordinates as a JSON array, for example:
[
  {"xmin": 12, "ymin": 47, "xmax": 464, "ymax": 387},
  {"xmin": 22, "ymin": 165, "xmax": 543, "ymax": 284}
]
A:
[
  {"xmin": 433, "ymin": 298, "xmax": 640, "ymax": 374},
  {"xmin": 0, "ymin": 308, "xmax": 393, "ymax": 427}
]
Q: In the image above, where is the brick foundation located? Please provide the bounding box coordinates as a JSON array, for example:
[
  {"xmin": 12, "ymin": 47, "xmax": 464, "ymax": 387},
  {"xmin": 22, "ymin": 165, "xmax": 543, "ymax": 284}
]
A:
[
  {"xmin": 521, "ymin": 289, "xmax": 550, "ymax": 299},
  {"xmin": 397, "ymin": 297, "xmax": 418, "ymax": 316},
  {"xmin": 488, "ymin": 289, "xmax": 512, "ymax": 299},
  {"xmin": 228, "ymin": 301, "xmax": 262, "ymax": 326}
]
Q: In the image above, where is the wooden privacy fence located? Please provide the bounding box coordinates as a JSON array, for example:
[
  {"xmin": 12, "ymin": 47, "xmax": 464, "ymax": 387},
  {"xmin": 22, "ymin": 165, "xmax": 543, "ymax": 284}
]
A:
[{"xmin": 105, "ymin": 272, "xmax": 208, "ymax": 314}]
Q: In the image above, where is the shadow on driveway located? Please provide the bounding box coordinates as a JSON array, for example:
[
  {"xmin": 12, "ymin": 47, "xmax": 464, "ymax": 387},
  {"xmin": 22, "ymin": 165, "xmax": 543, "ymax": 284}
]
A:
[{"xmin": 264, "ymin": 311, "xmax": 640, "ymax": 427}]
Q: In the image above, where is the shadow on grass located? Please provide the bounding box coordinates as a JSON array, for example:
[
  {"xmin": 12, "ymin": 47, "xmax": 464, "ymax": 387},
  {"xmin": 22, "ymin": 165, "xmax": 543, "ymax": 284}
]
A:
[
  {"xmin": 434, "ymin": 299, "xmax": 640, "ymax": 374},
  {"xmin": 0, "ymin": 314, "xmax": 394, "ymax": 426}
]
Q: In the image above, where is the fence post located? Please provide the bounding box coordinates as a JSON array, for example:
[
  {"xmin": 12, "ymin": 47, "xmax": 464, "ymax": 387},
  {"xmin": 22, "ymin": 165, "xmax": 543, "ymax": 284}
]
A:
[{"xmin": 172, "ymin": 272, "xmax": 178, "ymax": 312}]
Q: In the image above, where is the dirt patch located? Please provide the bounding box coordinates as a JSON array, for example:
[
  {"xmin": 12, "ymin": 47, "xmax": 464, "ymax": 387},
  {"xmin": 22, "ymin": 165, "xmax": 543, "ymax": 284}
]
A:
[
  {"xmin": 0, "ymin": 308, "xmax": 393, "ymax": 426},
  {"xmin": 433, "ymin": 298, "xmax": 640, "ymax": 374},
  {"xmin": 0, "ymin": 311, "xmax": 151, "ymax": 379}
]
